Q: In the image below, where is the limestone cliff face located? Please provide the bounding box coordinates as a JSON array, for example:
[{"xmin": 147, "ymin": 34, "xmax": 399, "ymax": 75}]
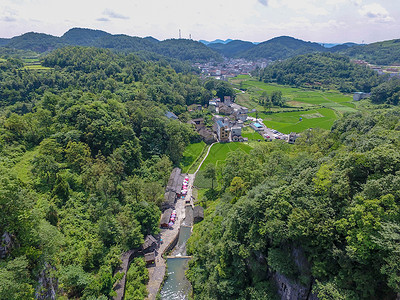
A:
[
  {"xmin": 0, "ymin": 232, "xmax": 13, "ymax": 258},
  {"xmin": 35, "ymin": 263, "xmax": 57, "ymax": 300},
  {"xmin": 271, "ymin": 246, "xmax": 318, "ymax": 300}
]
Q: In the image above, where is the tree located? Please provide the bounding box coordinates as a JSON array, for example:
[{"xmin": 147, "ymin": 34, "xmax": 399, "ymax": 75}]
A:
[{"xmin": 204, "ymin": 163, "xmax": 217, "ymax": 190}]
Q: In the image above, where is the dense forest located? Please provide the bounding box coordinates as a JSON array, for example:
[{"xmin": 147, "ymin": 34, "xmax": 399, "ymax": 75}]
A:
[
  {"xmin": 343, "ymin": 39, "xmax": 400, "ymax": 66},
  {"xmin": 0, "ymin": 46, "xmax": 214, "ymax": 299},
  {"xmin": 258, "ymin": 53, "xmax": 386, "ymax": 92},
  {"xmin": 238, "ymin": 36, "xmax": 326, "ymax": 61},
  {"xmin": 187, "ymin": 109, "xmax": 400, "ymax": 299}
]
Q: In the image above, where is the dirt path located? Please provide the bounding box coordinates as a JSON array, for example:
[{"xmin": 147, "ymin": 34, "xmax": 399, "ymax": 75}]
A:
[{"xmin": 194, "ymin": 142, "xmax": 217, "ymax": 176}]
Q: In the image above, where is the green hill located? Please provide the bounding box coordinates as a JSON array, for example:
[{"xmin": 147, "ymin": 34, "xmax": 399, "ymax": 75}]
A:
[
  {"xmin": 61, "ymin": 27, "xmax": 111, "ymax": 46},
  {"xmin": 208, "ymin": 40, "xmax": 256, "ymax": 57},
  {"xmin": 259, "ymin": 52, "xmax": 385, "ymax": 92},
  {"xmin": 238, "ymin": 36, "xmax": 326, "ymax": 60},
  {"xmin": 6, "ymin": 32, "xmax": 67, "ymax": 53},
  {"xmin": 343, "ymin": 38, "xmax": 400, "ymax": 65},
  {"xmin": 0, "ymin": 28, "xmax": 223, "ymax": 62},
  {"xmin": 157, "ymin": 39, "xmax": 222, "ymax": 62}
]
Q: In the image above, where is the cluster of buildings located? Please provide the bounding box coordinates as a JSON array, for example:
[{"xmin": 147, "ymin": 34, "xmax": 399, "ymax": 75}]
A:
[
  {"xmin": 188, "ymin": 96, "xmax": 251, "ymax": 143},
  {"xmin": 193, "ymin": 58, "xmax": 270, "ymax": 80},
  {"xmin": 352, "ymin": 59, "xmax": 400, "ymax": 77}
]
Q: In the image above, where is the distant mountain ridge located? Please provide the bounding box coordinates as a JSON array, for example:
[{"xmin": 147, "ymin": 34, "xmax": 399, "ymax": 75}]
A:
[
  {"xmin": 199, "ymin": 39, "xmax": 234, "ymax": 45},
  {"xmin": 1, "ymin": 28, "xmax": 399, "ymax": 64},
  {"xmin": 207, "ymin": 40, "xmax": 256, "ymax": 57},
  {"xmin": 0, "ymin": 28, "xmax": 222, "ymax": 62}
]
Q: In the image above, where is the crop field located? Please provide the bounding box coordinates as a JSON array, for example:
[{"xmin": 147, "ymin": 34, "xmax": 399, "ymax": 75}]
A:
[
  {"xmin": 258, "ymin": 108, "xmax": 338, "ymax": 133},
  {"xmin": 199, "ymin": 142, "xmax": 252, "ymax": 171},
  {"xmin": 22, "ymin": 65, "xmax": 52, "ymax": 71},
  {"xmin": 194, "ymin": 142, "xmax": 252, "ymax": 188},
  {"xmin": 241, "ymin": 126, "xmax": 263, "ymax": 140},
  {"xmin": 233, "ymin": 77, "xmax": 357, "ymax": 133},
  {"xmin": 180, "ymin": 141, "xmax": 206, "ymax": 173}
]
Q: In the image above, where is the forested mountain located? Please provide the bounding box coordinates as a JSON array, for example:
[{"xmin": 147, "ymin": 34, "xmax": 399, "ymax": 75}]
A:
[
  {"xmin": 0, "ymin": 38, "xmax": 9, "ymax": 47},
  {"xmin": 188, "ymin": 109, "xmax": 400, "ymax": 299},
  {"xmin": 61, "ymin": 28, "xmax": 112, "ymax": 46},
  {"xmin": 238, "ymin": 36, "xmax": 326, "ymax": 60},
  {"xmin": 0, "ymin": 28, "xmax": 223, "ymax": 62},
  {"xmin": 5, "ymin": 32, "xmax": 67, "ymax": 53},
  {"xmin": 157, "ymin": 39, "xmax": 222, "ymax": 62},
  {"xmin": 0, "ymin": 46, "xmax": 213, "ymax": 299},
  {"xmin": 343, "ymin": 39, "xmax": 400, "ymax": 65},
  {"xmin": 259, "ymin": 52, "xmax": 385, "ymax": 92},
  {"xmin": 207, "ymin": 40, "xmax": 256, "ymax": 57}
]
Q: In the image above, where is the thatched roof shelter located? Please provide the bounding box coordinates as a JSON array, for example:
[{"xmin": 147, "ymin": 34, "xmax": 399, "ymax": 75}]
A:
[
  {"xmin": 144, "ymin": 252, "xmax": 156, "ymax": 264},
  {"xmin": 160, "ymin": 208, "xmax": 173, "ymax": 228},
  {"xmin": 142, "ymin": 235, "xmax": 157, "ymax": 251}
]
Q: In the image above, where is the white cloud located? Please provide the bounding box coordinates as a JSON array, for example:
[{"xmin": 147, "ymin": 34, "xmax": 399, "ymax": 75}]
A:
[
  {"xmin": 268, "ymin": 0, "xmax": 328, "ymax": 16},
  {"xmin": 258, "ymin": 0, "xmax": 268, "ymax": 6},
  {"xmin": 103, "ymin": 9, "xmax": 129, "ymax": 20},
  {"xmin": 359, "ymin": 3, "xmax": 393, "ymax": 23}
]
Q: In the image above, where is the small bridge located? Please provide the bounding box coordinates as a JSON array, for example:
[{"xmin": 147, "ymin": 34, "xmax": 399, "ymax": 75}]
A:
[{"xmin": 165, "ymin": 255, "xmax": 192, "ymax": 259}]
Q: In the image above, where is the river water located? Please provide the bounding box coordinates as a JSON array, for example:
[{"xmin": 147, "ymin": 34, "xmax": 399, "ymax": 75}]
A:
[{"xmin": 160, "ymin": 209, "xmax": 193, "ymax": 300}]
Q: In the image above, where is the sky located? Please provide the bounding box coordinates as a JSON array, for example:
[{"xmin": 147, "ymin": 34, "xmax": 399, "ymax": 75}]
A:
[{"xmin": 0, "ymin": 0, "xmax": 399, "ymax": 44}]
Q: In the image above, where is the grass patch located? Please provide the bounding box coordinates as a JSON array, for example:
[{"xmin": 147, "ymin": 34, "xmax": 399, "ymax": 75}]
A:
[
  {"xmin": 258, "ymin": 108, "xmax": 338, "ymax": 133},
  {"xmin": 12, "ymin": 149, "xmax": 37, "ymax": 183},
  {"xmin": 193, "ymin": 171, "xmax": 212, "ymax": 189},
  {"xmin": 180, "ymin": 141, "xmax": 206, "ymax": 173},
  {"xmin": 233, "ymin": 76, "xmax": 356, "ymax": 133},
  {"xmin": 22, "ymin": 65, "xmax": 52, "ymax": 71},
  {"xmin": 199, "ymin": 142, "xmax": 252, "ymax": 171},
  {"xmin": 241, "ymin": 126, "xmax": 263, "ymax": 140}
]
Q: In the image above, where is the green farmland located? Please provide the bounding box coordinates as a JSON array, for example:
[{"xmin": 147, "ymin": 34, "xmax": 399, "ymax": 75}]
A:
[
  {"xmin": 200, "ymin": 142, "xmax": 252, "ymax": 171},
  {"xmin": 232, "ymin": 77, "xmax": 359, "ymax": 133},
  {"xmin": 180, "ymin": 141, "xmax": 207, "ymax": 173},
  {"xmin": 194, "ymin": 142, "xmax": 252, "ymax": 189}
]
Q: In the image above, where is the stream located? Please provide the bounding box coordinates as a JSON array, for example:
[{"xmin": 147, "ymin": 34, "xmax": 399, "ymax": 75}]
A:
[{"xmin": 160, "ymin": 207, "xmax": 194, "ymax": 300}]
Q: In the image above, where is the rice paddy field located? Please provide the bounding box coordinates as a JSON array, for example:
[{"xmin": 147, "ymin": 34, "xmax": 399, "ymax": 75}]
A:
[
  {"xmin": 194, "ymin": 142, "xmax": 252, "ymax": 188},
  {"xmin": 199, "ymin": 142, "xmax": 252, "ymax": 171},
  {"xmin": 180, "ymin": 141, "xmax": 207, "ymax": 173},
  {"xmin": 231, "ymin": 77, "xmax": 359, "ymax": 133}
]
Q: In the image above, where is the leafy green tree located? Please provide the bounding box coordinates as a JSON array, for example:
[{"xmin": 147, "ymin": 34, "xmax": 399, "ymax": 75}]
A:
[{"xmin": 204, "ymin": 163, "xmax": 217, "ymax": 190}]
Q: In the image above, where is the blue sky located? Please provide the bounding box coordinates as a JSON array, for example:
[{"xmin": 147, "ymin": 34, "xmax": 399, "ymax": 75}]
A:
[{"xmin": 0, "ymin": 0, "xmax": 398, "ymax": 43}]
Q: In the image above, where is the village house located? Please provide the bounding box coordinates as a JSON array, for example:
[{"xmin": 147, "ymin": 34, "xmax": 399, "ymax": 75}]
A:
[
  {"xmin": 142, "ymin": 235, "xmax": 157, "ymax": 253},
  {"xmin": 353, "ymin": 92, "xmax": 370, "ymax": 101},
  {"xmin": 144, "ymin": 252, "xmax": 156, "ymax": 265},
  {"xmin": 160, "ymin": 208, "xmax": 173, "ymax": 228},
  {"xmin": 165, "ymin": 111, "xmax": 178, "ymax": 120},
  {"xmin": 162, "ymin": 168, "xmax": 184, "ymax": 211},
  {"xmin": 216, "ymin": 119, "xmax": 230, "ymax": 142}
]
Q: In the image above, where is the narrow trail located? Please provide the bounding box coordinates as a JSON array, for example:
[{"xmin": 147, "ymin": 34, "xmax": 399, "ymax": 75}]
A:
[
  {"xmin": 144, "ymin": 142, "xmax": 217, "ymax": 300},
  {"xmin": 194, "ymin": 142, "xmax": 218, "ymax": 176}
]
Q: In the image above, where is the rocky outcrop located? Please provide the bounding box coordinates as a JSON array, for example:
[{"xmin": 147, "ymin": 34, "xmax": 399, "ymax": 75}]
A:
[
  {"xmin": 272, "ymin": 246, "xmax": 318, "ymax": 300},
  {"xmin": 35, "ymin": 263, "xmax": 57, "ymax": 300},
  {"xmin": 0, "ymin": 232, "xmax": 13, "ymax": 258}
]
